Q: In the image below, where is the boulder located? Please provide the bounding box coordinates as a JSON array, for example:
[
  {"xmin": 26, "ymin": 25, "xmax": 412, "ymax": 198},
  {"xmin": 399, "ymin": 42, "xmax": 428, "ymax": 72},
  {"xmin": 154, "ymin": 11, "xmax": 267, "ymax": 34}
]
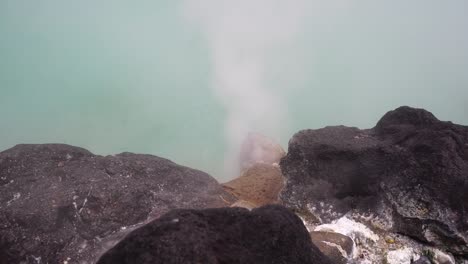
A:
[
  {"xmin": 0, "ymin": 144, "xmax": 233, "ymax": 264},
  {"xmin": 280, "ymin": 106, "xmax": 468, "ymax": 257},
  {"xmin": 223, "ymin": 163, "xmax": 284, "ymax": 207},
  {"xmin": 96, "ymin": 205, "xmax": 332, "ymax": 264}
]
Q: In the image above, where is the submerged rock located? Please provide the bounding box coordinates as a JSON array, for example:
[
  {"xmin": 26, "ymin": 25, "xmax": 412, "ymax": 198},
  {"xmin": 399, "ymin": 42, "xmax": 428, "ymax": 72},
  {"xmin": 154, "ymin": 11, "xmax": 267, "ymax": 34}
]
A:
[
  {"xmin": 0, "ymin": 144, "xmax": 233, "ymax": 264},
  {"xmin": 96, "ymin": 205, "xmax": 332, "ymax": 264},
  {"xmin": 239, "ymin": 132, "xmax": 286, "ymax": 173},
  {"xmin": 280, "ymin": 106, "xmax": 468, "ymax": 258}
]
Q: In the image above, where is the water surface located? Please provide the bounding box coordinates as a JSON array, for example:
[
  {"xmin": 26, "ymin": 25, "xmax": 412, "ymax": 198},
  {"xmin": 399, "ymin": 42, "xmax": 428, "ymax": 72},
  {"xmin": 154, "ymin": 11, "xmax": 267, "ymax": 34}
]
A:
[{"xmin": 1, "ymin": 0, "xmax": 467, "ymax": 180}]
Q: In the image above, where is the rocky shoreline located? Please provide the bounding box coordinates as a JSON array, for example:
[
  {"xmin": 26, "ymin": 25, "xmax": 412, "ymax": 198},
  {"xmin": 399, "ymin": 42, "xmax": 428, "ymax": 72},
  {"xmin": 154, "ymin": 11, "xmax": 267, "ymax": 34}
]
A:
[
  {"xmin": 1, "ymin": 106, "xmax": 467, "ymax": 263},
  {"xmin": 280, "ymin": 106, "xmax": 468, "ymax": 263}
]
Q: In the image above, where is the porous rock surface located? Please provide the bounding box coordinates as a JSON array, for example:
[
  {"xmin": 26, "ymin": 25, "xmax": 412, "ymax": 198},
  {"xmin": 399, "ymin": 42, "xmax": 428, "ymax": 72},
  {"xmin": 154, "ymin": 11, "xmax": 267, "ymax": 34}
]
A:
[
  {"xmin": 223, "ymin": 163, "xmax": 284, "ymax": 207},
  {"xmin": 96, "ymin": 205, "xmax": 332, "ymax": 264},
  {"xmin": 280, "ymin": 106, "xmax": 468, "ymax": 258},
  {"xmin": 0, "ymin": 144, "xmax": 233, "ymax": 264}
]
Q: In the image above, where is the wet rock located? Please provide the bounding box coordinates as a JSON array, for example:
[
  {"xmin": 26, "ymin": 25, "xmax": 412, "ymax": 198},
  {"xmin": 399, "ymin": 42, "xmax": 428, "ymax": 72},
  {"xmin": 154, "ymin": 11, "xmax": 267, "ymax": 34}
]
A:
[
  {"xmin": 223, "ymin": 163, "xmax": 284, "ymax": 207},
  {"xmin": 310, "ymin": 231, "xmax": 353, "ymax": 264},
  {"xmin": 239, "ymin": 132, "xmax": 286, "ymax": 173},
  {"xmin": 96, "ymin": 205, "xmax": 332, "ymax": 264},
  {"xmin": 0, "ymin": 144, "xmax": 233, "ymax": 264},
  {"xmin": 280, "ymin": 106, "xmax": 468, "ymax": 257}
]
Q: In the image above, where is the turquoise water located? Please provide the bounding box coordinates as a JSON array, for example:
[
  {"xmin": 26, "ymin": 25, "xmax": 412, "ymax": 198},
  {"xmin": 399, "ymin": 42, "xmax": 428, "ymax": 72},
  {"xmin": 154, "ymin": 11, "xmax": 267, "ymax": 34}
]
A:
[{"xmin": 1, "ymin": 0, "xmax": 467, "ymax": 180}]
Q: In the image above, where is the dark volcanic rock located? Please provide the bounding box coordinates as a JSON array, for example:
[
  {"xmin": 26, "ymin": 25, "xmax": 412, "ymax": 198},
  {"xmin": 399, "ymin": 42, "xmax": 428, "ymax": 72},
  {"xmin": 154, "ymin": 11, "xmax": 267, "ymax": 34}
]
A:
[
  {"xmin": 0, "ymin": 144, "xmax": 233, "ymax": 264},
  {"xmin": 280, "ymin": 106, "xmax": 468, "ymax": 257},
  {"xmin": 97, "ymin": 205, "xmax": 332, "ymax": 264}
]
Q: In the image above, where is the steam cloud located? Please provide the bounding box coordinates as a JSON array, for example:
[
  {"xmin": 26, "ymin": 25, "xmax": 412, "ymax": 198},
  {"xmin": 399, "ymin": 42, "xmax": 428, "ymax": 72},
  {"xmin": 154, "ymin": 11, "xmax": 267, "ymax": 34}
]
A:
[{"xmin": 183, "ymin": 0, "xmax": 308, "ymax": 178}]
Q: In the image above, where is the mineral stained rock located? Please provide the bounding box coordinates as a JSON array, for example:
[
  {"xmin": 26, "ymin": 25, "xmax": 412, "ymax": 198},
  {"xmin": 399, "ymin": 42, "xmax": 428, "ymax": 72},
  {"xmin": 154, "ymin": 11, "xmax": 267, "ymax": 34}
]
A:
[
  {"xmin": 97, "ymin": 205, "xmax": 332, "ymax": 264},
  {"xmin": 0, "ymin": 144, "xmax": 233, "ymax": 264},
  {"xmin": 280, "ymin": 106, "xmax": 468, "ymax": 257},
  {"xmin": 223, "ymin": 163, "xmax": 284, "ymax": 207}
]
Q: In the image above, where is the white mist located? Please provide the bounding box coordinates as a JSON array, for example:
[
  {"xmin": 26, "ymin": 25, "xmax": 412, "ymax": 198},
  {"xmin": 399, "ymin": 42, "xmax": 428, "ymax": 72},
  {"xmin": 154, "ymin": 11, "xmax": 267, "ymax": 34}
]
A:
[{"xmin": 183, "ymin": 0, "xmax": 308, "ymax": 178}]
